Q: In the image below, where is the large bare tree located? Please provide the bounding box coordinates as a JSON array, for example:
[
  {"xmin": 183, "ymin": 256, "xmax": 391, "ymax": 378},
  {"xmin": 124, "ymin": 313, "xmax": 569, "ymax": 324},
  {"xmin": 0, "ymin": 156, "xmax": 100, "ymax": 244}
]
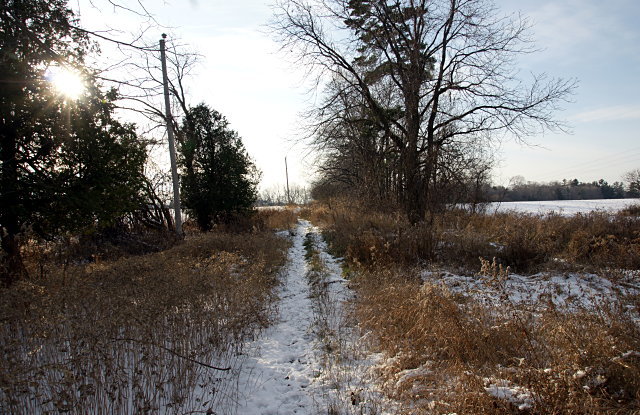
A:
[{"xmin": 272, "ymin": 0, "xmax": 575, "ymax": 222}]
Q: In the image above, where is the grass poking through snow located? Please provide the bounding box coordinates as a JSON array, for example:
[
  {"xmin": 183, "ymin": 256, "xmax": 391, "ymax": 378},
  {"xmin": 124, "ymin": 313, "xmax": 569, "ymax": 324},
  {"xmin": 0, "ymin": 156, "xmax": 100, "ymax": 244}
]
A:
[
  {"xmin": 0, "ymin": 212, "xmax": 292, "ymax": 414},
  {"xmin": 305, "ymin": 199, "xmax": 640, "ymax": 414}
]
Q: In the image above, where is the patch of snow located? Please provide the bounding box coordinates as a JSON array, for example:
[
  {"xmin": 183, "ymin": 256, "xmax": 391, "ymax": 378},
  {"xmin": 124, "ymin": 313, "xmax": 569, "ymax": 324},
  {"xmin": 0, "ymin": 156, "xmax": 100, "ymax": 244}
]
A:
[
  {"xmin": 255, "ymin": 205, "xmax": 287, "ymax": 211},
  {"xmin": 423, "ymin": 270, "xmax": 639, "ymax": 311},
  {"xmin": 489, "ymin": 198, "xmax": 640, "ymax": 216},
  {"xmin": 484, "ymin": 378, "xmax": 534, "ymax": 411},
  {"xmin": 395, "ymin": 365, "xmax": 434, "ymax": 389}
]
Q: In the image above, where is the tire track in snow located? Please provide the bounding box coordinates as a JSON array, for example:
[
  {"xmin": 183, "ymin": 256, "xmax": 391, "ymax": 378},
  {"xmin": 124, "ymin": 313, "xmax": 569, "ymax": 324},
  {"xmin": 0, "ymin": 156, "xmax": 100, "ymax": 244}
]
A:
[{"xmin": 236, "ymin": 219, "xmax": 323, "ymax": 414}]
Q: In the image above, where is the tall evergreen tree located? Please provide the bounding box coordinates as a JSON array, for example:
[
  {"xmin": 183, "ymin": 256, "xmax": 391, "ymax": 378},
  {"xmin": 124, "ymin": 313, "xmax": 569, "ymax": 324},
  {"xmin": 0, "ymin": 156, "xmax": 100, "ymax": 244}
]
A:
[
  {"xmin": 1, "ymin": 0, "xmax": 148, "ymax": 285},
  {"xmin": 178, "ymin": 104, "xmax": 259, "ymax": 231}
]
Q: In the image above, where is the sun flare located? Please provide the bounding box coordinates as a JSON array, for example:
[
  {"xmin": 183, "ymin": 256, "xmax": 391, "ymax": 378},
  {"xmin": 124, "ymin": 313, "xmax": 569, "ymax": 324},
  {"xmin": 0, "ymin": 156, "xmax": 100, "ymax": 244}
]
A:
[{"xmin": 47, "ymin": 67, "xmax": 85, "ymax": 100}]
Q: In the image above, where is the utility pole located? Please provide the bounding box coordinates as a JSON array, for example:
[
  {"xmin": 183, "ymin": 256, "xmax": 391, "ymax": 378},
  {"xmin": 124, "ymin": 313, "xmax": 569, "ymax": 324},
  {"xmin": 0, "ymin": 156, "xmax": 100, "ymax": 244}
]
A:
[
  {"xmin": 285, "ymin": 156, "xmax": 291, "ymax": 204},
  {"xmin": 160, "ymin": 34, "xmax": 183, "ymax": 235}
]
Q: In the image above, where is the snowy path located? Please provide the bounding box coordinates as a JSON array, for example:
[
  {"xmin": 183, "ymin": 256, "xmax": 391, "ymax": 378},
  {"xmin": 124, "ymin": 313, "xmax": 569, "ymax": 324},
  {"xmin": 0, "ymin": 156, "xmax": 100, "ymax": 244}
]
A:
[{"xmin": 236, "ymin": 220, "xmax": 324, "ymax": 414}]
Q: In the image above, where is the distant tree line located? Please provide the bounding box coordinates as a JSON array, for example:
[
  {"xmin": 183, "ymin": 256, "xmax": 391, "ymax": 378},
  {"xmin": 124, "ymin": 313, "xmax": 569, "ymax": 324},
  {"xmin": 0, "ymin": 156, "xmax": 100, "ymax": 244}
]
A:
[
  {"xmin": 484, "ymin": 171, "xmax": 640, "ymax": 202},
  {"xmin": 258, "ymin": 185, "xmax": 310, "ymax": 206}
]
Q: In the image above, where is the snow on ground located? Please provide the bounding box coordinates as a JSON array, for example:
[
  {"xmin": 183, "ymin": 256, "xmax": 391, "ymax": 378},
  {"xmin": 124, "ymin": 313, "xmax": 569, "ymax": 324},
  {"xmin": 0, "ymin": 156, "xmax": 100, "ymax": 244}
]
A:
[
  {"xmin": 235, "ymin": 220, "xmax": 322, "ymax": 414},
  {"xmin": 232, "ymin": 220, "xmax": 395, "ymax": 414},
  {"xmin": 489, "ymin": 198, "xmax": 640, "ymax": 216},
  {"xmin": 305, "ymin": 225, "xmax": 397, "ymax": 415},
  {"xmin": 484, "ymin": 378, "xmax": 534, "ymax": 411},
  {"xmin": 422, "ymin": 269, "xmax": 640, "ymax": 312}
]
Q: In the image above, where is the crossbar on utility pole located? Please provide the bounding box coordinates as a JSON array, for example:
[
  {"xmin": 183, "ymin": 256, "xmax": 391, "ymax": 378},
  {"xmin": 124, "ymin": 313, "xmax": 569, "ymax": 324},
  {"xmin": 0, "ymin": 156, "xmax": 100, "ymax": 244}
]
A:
[{"xmin": 160, "ymin": 33, "xmax": 183, "ymax": 235}]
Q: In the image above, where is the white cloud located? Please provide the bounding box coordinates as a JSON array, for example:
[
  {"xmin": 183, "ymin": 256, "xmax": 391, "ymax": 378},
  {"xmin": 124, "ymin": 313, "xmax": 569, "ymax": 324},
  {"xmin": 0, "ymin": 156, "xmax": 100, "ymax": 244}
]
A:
[{"xmin": 571, "ymin": 105, "xmax": 640, "ymax": 122}]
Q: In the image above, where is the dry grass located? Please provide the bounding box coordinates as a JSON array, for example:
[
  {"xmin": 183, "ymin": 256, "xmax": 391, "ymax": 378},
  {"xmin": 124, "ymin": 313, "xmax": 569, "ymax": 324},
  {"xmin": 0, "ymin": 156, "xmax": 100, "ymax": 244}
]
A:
[
  {"xmin": 353, "ymin": 268, "xmax": 640, "ymax": 414},
  {"xmin": 620, "ymin": 204, "xmax": 640, "ymax": 217},
  {"xmin": 302, "ymin": 229, "xmax": 388, "ymax": 415},
  {"xmin": 253, "ymin": 207, "xmax": 299, "ymax": 231},
  {"xmin": 441, "ymin": 209, "xmax": 640, "ymax": 271},
  {"xmin": 303, "ymin": 199, "xmax": 640, "ymax": 413},
  {"xmin": 302, "ymin": 200, "xmax": 434, "ymax": 268},
  {"xmin": 0, "ymin": 228, "xmax": 290, "ymax": 413},
  {"xmin": 302, "ymin": 201, "xmax": 640, "ymax": 273}
]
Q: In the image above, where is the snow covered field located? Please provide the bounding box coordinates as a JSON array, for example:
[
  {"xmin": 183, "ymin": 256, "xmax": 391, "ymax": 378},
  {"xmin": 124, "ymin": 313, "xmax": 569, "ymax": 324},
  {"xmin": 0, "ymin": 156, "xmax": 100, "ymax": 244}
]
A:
[
  {"xmin": 490, "ymin": 198, "xmax": 640, "ymax": 215},
  {"xmin": 423, "ymin": 269, "xmax": 640, "ymax": 313}
]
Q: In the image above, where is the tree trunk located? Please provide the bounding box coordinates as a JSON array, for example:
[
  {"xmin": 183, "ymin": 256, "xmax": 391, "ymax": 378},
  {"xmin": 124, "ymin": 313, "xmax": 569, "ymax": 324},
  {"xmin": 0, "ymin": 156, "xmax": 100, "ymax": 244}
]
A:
[
  {"xmin": 1, "ymin": 120, "xmax": 27, "ymax": 286},
  {"xmin": 404, "ymin": 77, "xmax": 425, "ymax": 224},
  {"xmin": 1, "ymin": 233, "xmax": 26, "ymax": 287},
  {"xmin": 404, "ymin": 145, "xmax": 423, "ymax": 224}
]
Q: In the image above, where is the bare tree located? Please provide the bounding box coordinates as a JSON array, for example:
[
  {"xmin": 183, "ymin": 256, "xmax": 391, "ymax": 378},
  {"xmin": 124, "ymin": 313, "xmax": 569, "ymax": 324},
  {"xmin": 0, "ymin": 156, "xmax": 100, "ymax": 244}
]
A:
[
  {"xmin": 70, "ymin": 1, "xmax": 202, "ymax": 228},
  {"xmin": 272, "ymin": 0, "xmax": 576, "ymax": 222},
  {"xmin": 259, "ymin": 184, "xmax": 310, "ymax": 205},
  {"xmin": 624, "ymin": 168, "xmax": 640, "ymax": 197}
]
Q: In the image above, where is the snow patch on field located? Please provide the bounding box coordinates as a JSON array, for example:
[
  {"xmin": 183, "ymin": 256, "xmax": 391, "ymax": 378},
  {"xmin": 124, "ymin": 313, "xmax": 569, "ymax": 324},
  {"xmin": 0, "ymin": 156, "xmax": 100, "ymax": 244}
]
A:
[
  {"xmin": 490, "ymin": 198, "xmax": 640, "ymax": 216},
  {"xmin": 423, "ymin": 270, "xmax": 640, "ymax": 311},
  {"xmin": 484, "ymin": 378, "xmax": 534, "ymax": 411}
]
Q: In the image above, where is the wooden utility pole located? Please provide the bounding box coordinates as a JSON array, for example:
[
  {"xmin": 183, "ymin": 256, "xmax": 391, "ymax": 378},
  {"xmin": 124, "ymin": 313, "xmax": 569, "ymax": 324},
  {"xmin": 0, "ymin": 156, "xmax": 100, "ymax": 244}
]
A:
[
  {"xmin": 285, "ymin": 156, "xmax": 291, "ymax": 204},
  {"xmin": 160, "ymin": 33, "xmax": 183, "ymax": 235}
]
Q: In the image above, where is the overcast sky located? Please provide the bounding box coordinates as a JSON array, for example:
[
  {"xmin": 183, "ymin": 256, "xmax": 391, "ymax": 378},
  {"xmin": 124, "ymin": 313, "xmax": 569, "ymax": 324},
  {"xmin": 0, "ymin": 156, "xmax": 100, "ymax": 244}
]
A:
[{"xmin": 73, "ymin": 0, "xmax": 640, "ymax": 188}]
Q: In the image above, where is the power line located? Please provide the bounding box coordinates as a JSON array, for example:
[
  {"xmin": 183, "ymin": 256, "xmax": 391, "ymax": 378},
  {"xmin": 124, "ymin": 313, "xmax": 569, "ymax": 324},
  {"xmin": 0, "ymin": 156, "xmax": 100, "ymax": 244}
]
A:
[{"xmin": 535, "ymin": 147, "xmax": 640, "ymax": 182}]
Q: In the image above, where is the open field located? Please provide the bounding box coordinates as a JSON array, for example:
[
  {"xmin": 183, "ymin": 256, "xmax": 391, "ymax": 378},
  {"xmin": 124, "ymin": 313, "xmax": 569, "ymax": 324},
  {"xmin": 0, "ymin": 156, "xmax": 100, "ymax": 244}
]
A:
[
  {"xmin": 491, "ymin": 198, "xmax": 640, "ymax": 216},
  {"xmin": 2, "ymin": 202, "xmax": 639, "ymax": 414},
  {"xmin": 302, "ymin": 199, "xmax": 640, "ymax": 414}
]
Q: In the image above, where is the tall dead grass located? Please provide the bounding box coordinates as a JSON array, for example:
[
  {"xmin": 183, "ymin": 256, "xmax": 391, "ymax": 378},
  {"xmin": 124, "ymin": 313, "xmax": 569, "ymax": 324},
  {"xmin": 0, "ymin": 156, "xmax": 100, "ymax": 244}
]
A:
[
  {"xmin": 304, "ymin": 199, "xmax": 640, "ymax": 413},
  {"xmin": 353, "ymin": 269, "xmax": 640, "ymax": 414},
  {"xmin": 441, "ymin": 209, "xmax": 640, "ymax": 271},
  {"xmin": 303, "ymin": 201, "xmax": 640, "ymax": 273},
  {"xmin": 0, "ymin": 228, "xmax": 289, "ymax": 413},
  {"xmin": 253, "ymin": 207, "xmax": 299, "ymax": 232}
]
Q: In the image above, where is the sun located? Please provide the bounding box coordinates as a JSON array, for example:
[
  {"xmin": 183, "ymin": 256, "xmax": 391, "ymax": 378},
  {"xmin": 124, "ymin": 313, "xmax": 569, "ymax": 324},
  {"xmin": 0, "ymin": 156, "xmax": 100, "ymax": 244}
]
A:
[{"xmin": 47, "ymin": 66, "xmax": 85, "ymax": 100}]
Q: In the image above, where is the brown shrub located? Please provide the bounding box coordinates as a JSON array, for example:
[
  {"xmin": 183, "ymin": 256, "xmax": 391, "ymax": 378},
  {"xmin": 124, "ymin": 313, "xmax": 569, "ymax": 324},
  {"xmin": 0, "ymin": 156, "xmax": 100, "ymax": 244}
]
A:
[
  {"xmin": 620, "ymin": 204, "xmax": 640, "ymax": 217},
  {"xmin": 311, "ymin": 199, "xmax": 640, "ymax": 272},
  {"xmin": 253, "ymin": 207, "xmax": 299, "ymax": 231},
  {"xmin": 355, "ymin": 270, "xmax": 529, "ymax": 370}
]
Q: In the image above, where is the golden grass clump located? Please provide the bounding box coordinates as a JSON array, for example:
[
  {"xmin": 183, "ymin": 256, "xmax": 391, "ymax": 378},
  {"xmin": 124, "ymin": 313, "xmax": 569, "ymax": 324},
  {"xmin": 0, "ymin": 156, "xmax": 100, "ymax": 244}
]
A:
[
  {"xmin": 302, "ymin": 201, "xmax": 436, "ymax": 268},
  {"xmin": 353, "ymin": 268, "xmax": 640, "ymax": 414},
  {"xmin": 0, "ymin": 229, "xmax": 290, "ymax": 413},
  {"xmin": 442, "ymin": 208, "xmax": 640, "ymax": 271},
  {"xmin": 253, "ymin": 207, "xmax": 299, "ymax": 231},
  {"xmin": 305, "ymin": 199, "xmax": 640, "ymax": 273}
]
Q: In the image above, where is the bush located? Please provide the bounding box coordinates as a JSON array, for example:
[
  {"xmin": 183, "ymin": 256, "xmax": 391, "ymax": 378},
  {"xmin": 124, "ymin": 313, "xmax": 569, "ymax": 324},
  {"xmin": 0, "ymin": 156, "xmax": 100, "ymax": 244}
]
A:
[
  {"xmin": 179, "ymin": 104, "xmax": 259, "ymax": 231},
  {"xmin": 305, "ymin": 200, "xmax": 640, "ymax": 273}
]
